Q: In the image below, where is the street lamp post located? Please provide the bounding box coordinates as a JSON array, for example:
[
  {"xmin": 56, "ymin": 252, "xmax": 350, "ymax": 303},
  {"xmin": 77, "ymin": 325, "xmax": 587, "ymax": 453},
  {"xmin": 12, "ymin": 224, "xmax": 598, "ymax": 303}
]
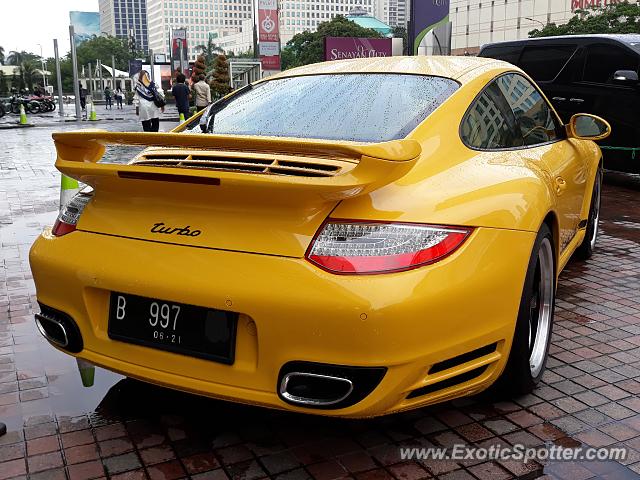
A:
[
  {"xmin": 525, "ymin": 17, "xmax": 546, "ymax": 29},
  {"xmin": 37, "ymin": 43, "xmax": 47, "ymax": 88}
]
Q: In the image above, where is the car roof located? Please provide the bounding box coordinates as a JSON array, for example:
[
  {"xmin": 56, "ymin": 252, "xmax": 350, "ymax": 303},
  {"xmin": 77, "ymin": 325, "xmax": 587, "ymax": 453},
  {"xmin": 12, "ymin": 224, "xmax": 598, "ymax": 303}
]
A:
[
  {"xmin": 271, "ymin": 56, "xmax": 514, "ymax": 83},
  {"xmin": 481, "ymin": 34, "xmax": 640, "ymax": 53}
]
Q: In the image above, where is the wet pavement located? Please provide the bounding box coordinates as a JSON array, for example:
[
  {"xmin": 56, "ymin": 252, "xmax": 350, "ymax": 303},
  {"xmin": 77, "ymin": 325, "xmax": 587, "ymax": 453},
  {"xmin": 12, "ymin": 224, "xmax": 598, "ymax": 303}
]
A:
[{"xmin": 1, "ymin": 121, "xmax": 640, "ymax": 479}]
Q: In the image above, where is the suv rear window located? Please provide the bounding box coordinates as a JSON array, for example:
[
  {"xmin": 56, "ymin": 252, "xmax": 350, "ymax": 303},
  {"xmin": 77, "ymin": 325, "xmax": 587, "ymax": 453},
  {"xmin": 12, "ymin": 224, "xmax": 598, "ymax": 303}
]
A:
[
  {"xmin": 194, "ymin": 74, "xmax": 459, "ymax": 142},
  {"xmin": 479, "ymin": 45, "xmax": 522, "ymax": 65},
  {"xmin": 519, "ymin": 45, "xmax": 576, "ymax": 81}
]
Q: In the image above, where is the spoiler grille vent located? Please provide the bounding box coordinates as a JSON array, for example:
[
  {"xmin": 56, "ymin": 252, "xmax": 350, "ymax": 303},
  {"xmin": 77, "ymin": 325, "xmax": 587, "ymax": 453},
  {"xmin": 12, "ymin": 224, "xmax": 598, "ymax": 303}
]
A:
[{"xmin": 132, "ymin": 152, "xmax": 352, "ymax": 178}]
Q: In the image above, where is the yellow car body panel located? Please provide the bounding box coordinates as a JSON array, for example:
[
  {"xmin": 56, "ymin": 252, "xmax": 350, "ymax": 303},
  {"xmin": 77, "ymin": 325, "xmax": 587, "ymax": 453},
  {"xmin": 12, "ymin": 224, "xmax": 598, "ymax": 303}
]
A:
[{"xmin": 29, "ymin": 57, "xmax": 603, "ymax": 417}]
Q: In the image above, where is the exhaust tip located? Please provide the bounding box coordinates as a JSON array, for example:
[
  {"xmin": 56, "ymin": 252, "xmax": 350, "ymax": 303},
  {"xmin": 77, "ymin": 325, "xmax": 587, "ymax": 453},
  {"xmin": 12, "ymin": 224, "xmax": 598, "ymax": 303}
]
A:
[
  {"xmin": 277, "ymin": 361, "xmax": 386, "ymax": 410},
  {"xmin": 280, "ymin": 372, "xmax": 354, "ymax": 407},
  {"xmin": 35, "ymin": 313, "xmax": 69, "ymax": 348},
  {"xmin": 35, "ymin": 303, "xmax": 83, "ymax": 353}
]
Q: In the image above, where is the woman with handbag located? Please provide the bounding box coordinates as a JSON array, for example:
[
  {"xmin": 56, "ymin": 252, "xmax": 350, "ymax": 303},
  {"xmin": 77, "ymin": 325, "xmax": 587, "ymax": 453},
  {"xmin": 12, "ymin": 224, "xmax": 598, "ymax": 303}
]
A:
[{"xmin": 133, "ymin": 70, "xmax": 165, "ymax": 132}]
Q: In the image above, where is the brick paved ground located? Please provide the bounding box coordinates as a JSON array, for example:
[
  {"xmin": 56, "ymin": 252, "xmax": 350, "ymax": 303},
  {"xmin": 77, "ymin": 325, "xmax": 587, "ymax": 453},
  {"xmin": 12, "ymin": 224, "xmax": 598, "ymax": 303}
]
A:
[{"xmin": 1, "ymin": 122, "xmax": 640, "ymax": 479}]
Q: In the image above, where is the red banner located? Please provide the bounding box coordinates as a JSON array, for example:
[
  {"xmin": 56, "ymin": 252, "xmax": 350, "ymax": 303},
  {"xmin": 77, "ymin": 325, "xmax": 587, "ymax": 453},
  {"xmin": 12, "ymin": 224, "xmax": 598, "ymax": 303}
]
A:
[
  {"xmin": 258, "ymin": 0, "xmax": 281, "ymax": 71},
  {"xmin": 571, "ymin": 0, "xmax": 619, "ymax": 10}
]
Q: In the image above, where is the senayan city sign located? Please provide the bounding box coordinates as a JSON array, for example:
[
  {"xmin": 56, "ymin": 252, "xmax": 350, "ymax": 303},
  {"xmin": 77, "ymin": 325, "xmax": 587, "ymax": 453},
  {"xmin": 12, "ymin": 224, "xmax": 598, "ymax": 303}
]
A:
[{"xmin": 409, "ymin": 0, "xmax": 451, "ymax": 54}]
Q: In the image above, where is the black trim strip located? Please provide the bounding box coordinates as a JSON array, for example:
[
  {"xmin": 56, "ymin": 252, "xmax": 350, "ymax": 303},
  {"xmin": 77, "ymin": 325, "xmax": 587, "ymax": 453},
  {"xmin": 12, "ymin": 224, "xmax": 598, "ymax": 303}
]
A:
[
  {"xmin": 118, "ymin": 171, "xmax": 221, "ymax": 185},
  {"xmin": 428, "ymin": 343, "xmax": 497, "ymax": 374},
  {"xmin": 407, "ymin": 366, "xmax": 488, "ymax": 399}
]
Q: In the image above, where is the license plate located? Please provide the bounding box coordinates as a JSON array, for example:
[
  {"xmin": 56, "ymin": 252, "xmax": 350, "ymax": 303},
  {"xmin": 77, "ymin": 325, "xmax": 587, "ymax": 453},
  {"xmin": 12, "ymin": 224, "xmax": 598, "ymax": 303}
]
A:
[{"xmin": 108, "ymin": 292, "xmax": 237, "ymax": 364}]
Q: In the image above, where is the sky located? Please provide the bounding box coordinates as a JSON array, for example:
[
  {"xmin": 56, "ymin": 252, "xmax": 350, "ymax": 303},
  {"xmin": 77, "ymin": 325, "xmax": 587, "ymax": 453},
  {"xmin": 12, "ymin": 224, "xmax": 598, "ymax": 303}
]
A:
[{"xmin": 0, "ymin": 0, "xmax": 99, "ymax": 59}]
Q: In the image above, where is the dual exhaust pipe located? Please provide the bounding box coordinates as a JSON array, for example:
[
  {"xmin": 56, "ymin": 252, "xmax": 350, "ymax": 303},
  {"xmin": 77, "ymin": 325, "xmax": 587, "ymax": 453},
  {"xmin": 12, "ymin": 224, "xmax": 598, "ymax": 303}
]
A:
[
  {"xmin": 35, "ymin": 313, "xmax": 70, "ymax": 348},
  {"xmin": 277, "ymin": 362, "xmax": 387, "ymax": 410},
  {"xmin": 280, "ymin": 371, "xmax": 354, "ymax": 407},
  {"xmin": 34, "ymin": 304, "xmax": 83, "ymax": 353}
]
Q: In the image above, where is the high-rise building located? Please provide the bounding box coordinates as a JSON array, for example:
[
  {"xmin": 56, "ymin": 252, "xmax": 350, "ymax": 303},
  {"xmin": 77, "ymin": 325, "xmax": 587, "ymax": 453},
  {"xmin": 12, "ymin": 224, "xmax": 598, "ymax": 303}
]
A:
[
  {"xmin": 279, "ymin": 0, "xmax": 377, "ymax": 44},
  {"xmin": 384, "ymin": 0, "xmax": 407, "ymax": 27},
  {"xmin": 99, "ymin": 0, "xmax": 150, "ymax": 53},
  {"xmin": 449, "ymin": 0, "xmax": 579, "ymax": 54},
  {"xmin": 147, "ymin": 0, "xmax": 253, "ymax": 61}
]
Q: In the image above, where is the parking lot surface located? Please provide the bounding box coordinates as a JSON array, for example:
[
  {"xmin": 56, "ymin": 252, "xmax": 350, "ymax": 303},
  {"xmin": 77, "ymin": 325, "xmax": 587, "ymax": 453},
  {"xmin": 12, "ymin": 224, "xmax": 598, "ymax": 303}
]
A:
[{"xmin": 1, "ymin": 121, "xmax": 640, "ymax": 479}]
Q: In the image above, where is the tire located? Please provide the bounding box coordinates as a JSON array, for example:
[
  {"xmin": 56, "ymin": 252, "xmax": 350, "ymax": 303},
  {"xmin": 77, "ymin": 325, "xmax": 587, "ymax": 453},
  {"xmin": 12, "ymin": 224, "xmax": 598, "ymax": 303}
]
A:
[
  {"xmin": 0, "ymin": 104, "xmax": 5, "ymax": 118},
  {"xmin": 492, "ymin": 223, "xmax": 556, "ymax": 396},
  {"xmin": 28, "ymin": 101, "xmax": 41, "ymax": 114},
  {"xmin": 10, "ymin": 103, "xmax": 20, "ymax": 114},
  {"xmin": 575, "ymin": 163, "xmax": 603, "ymax": 261}
]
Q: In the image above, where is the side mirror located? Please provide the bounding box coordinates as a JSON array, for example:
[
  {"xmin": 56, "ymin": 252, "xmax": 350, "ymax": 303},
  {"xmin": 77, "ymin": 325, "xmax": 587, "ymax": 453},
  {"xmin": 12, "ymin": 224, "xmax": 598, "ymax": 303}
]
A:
[
  {"xmin": 566, "ymin": 114, "xmax": 611, "ymax": 141},
  {"xmin": 612, "ymin": 69, "xmax": 639, "ymax": 85}
]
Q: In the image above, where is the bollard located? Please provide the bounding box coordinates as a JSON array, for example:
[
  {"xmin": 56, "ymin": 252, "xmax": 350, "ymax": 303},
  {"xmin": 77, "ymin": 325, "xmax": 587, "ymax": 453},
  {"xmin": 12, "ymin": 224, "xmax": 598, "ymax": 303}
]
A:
[
  {"xmin": 76, "ymin": 358, "xmax": 95, "ymax": 387},
  {"xmin": 19, "ymin": 104, "xmax": 27, "ymax": 125},
  {"xmin": 179, "ymin": 112, "xmax": 185, "ymax": 122},
  {"xmin": 89, "ymin": 102, "xmax": 98, "ymax": 121},
  {"xmin": 59, "ymin": 174, "xmax": 80, "ymax": 210}
]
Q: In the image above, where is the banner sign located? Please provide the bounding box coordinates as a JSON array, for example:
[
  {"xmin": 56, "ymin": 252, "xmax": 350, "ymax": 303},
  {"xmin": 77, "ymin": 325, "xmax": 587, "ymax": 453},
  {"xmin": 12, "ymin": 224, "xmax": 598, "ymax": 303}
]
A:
[
  {"xmin": 571, "ymin": 0, "xmax": 619, "ymax": 10},
  {"xmin": 409, "ymin": 0, "xmax": 451, "ymax": 54},
  {"xmin": 258, "ymin": 0, "xmax": 281, "ymax": 71},
  {"xmin": 128, "ymin": 59, "xmax": 143, "ymax": 77},
  {"xmin": 70, "ymin": 11, "xmax": 100, "ymax": 46},
  {"xmin": 324, "ymin": 37, "xmax": 393, "ymax": 61},
  {"xmin": 171, "ymin": 28, "xmax": 189, "ymax": 76}
]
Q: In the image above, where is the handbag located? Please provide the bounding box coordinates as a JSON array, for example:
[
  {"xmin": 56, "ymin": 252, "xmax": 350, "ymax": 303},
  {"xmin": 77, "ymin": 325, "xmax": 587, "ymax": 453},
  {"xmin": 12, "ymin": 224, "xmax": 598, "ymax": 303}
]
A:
[{"xmin": 151, "ymin": 84, "xmax": 166, "ymax": 108}]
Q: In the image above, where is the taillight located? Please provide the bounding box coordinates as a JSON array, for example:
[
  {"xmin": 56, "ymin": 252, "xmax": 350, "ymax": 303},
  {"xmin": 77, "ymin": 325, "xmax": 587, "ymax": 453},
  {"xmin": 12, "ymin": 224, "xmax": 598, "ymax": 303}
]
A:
[
  {"xmin": 52, "ymin": 191, "xmax": 93, "ymax": 237},
  {"xmin": 306, "ymin": 220, "xmax": 472, "ymax": 274}
]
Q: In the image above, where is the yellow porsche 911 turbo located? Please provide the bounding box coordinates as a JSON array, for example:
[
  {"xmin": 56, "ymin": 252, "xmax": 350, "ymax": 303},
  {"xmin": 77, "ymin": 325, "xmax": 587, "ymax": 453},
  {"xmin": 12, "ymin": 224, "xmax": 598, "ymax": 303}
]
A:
[{"xmin": 30, "ymin": 57, "xmax": 610, "ymax": 417}]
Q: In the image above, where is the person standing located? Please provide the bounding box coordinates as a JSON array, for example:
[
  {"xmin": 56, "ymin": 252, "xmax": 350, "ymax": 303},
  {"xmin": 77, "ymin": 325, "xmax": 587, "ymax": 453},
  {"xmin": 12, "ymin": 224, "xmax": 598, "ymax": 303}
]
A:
[
  {"xmin": 192, "ymin": 74, "xmax": 211, "ymax": 112},
  {"xmin": 114, "ymin": 87, "xmax": 124, "ymax": 109},
  {"xmin": 104, "ymin": 86, "xmax": 113, "ymax": 110},
  {"xmin": 133, "ymin": 70, "xmax": 164, "ymax": 132},
  {"xmin": 171, "ymin": 73, "xmax": 191, "ymax": 120},
  {"xmin": 78, "ymin": 82, "xmax": 86, "ymax": 112}
]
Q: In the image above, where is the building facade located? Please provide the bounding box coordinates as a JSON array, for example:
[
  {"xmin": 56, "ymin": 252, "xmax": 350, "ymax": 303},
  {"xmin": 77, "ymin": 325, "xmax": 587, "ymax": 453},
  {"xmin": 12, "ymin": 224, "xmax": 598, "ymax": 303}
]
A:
[
  {"xmin": 99, "ymin": 0, "xmax": 150, "ymax": 53},
  {"xmin": 279, "ymin": 0, "xmax": 378, "ymax": 44},
  {"xmin": 449, "ymin": 0, "xmax": 605, "ymax": 54},
  {"xmin": 147, "ymin": 0, "xmax": 253, "ymax": 60}
]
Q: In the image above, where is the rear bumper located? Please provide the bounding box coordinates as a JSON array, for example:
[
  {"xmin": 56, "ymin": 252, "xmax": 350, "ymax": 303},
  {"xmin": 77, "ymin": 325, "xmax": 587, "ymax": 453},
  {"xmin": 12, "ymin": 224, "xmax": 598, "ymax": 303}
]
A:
[{"xmin": 29, "ymin": 227, "xmax": 535, "ymax": 417}]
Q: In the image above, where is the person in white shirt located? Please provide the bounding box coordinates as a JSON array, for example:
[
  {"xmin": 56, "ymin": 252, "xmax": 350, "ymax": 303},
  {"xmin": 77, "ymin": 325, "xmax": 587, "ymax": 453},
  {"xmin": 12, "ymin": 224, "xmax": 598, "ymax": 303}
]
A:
[
  {"xmin": 192, "ymin": 74, "xmax": 211, "ymax": 112},
  {"xmin": 133, "ymin": 70, "xmax": 165, "ymax": 132}
]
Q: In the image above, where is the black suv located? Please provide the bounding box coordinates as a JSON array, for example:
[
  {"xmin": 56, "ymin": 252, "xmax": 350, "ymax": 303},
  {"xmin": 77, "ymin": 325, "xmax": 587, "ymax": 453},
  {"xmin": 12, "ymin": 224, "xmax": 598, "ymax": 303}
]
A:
[{"xmin": 479, "ymin": 34, "xmax": 640, "ymax": 173}]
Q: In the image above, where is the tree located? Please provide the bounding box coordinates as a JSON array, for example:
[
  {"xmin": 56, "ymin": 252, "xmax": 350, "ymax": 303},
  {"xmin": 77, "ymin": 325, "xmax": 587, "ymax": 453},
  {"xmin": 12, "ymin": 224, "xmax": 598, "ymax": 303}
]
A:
[
  {"xmin": 5, "ymin": 50, "xmax": 39, "ymax": 66},
  {"xmin": 281, "ymin": 16, "xmax": 383, "ymax": 70},
  {"xmin": 210, "ymin": 54, "xmax": 231, "ymax": 99},
  {"xmin": 0, "ymin": 46, "xmax": 4, "ymax": 65},
  {"xmin": 196, "ymin": 38, "xmax": 224, "ymax": 66},
  {"xmin": 529, "ymin": 2, "xmax": 640, "ymax": 37},
  {"xmin": 6, "ymin": 51, "xmax": 23, "ymax": 66},
  {"xmin": 191, "ymin": 54, "xmax": 207, "ymax": 83},
  {"xmin": 392, "ymin": 26, "xmax": 408, "ymax": 55},
  {"xmin": 18, "ymin": 61, "xmax": 38, "ymax": 91},
  {"xmin": 75, "ymin": 35, "xmax": 142, "ymax": 71}
]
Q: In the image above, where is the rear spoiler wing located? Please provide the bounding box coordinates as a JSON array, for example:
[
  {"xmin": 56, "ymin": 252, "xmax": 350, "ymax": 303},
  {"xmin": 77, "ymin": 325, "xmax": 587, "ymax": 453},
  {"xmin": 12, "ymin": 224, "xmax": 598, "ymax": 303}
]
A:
[{"xmin": 53, "ymin": 130, "xmax": 421, "ymax": 201}]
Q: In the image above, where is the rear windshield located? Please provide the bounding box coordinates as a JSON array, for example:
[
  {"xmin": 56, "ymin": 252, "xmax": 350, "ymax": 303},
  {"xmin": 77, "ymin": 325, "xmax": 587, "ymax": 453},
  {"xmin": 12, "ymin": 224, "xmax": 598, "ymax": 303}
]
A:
[{"xmin": 192, "ymin": 74, "xmax": 459, "ymax": 142}]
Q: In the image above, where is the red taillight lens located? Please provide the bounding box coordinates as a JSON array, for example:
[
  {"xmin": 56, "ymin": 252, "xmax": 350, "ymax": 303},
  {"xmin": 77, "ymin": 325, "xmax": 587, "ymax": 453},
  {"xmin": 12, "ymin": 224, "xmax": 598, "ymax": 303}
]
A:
[
  {"xmin": 306, "ymin": 220, "xmax": 472, "ymax": 274},
  {"xmin": 52, "ymin": 192, "xmax": 93, "ymax": 237}
]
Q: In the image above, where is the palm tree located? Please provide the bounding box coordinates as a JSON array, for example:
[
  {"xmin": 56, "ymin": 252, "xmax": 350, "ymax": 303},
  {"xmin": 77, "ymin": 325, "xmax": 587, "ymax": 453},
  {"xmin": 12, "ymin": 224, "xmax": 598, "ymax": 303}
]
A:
[
  {"xmin": 17, "ymin": 60, "xmax": 38, "ymax": 90},
  {"xmin": 6, "ymin": 50, "xmax": 23, "ymax": 66},
  {"xmin": 196, "ymin": 39, "xmax": 224, "ymax": 66},
  {"xmin": 0, "ymin": 46, "xmax": 4, "ymax": 65}
]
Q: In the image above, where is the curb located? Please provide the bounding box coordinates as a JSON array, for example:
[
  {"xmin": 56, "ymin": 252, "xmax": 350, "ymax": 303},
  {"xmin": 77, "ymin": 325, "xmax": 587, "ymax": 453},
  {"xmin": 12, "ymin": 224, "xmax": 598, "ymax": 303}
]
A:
[{"xmin": 0, "ymin": 124, "xmax": 36, "ymax": 129}]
